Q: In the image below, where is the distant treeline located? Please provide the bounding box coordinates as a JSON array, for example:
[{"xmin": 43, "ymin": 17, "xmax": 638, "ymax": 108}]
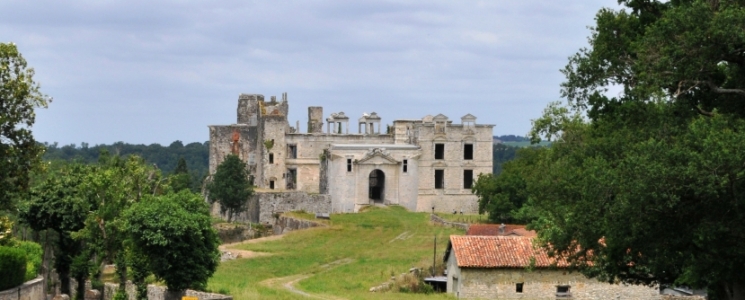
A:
[
  {"xmin": 42, "ymin": 141, "xmax": 210, "ymax": 191},
  {"xmin": 41, "ymin": 135, "xmax": 531, "ymax": 181},
  {"xmin": 493, "ymin": 135, "xmax": 529, "ymax": 142}
]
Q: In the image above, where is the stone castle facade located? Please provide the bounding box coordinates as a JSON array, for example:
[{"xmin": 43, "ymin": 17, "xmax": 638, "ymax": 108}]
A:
[{"xmin": 208, "ymin": 93, "xmax": 493, "ymax": 213}]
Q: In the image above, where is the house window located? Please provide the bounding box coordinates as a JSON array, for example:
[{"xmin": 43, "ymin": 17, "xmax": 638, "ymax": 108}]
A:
[
  {"xmin": 463, "ymin": 170, "xmax": 473, "ymax": 189},
  {"xmin": 269, "ymin": 180, "xmax": 275, "ymax": 189},
  {"xmin": 464, "ymin": 144, "xmax": 473, "ymax": 160},
  {"xmin": 516, "ymin": 283, "xmax": 524, "ymax": 293},
  {"xmin": 435, "ymin": 143, "xmax": 444, "ymax": 160},
  {"xmin": 403, "ymin": 159, "xmax": 408, "ymax": 173},
  {"xmin": 287, "ymin": 144, "xmax": 297, "ymax": 159},
  {"xmin": 556, "ymin": 285, "xmax": 571, "ymax": 298},
  {"xmin": 347, "ymin": 159, "xmax": 352, "ymax": 172},
  {"xmin": 269, "ymin": 153, "xmax": 274, "ymax": 163},
  {"xmin": 435, "ymin": 170, "xmax": 444, "ymax": 189}
]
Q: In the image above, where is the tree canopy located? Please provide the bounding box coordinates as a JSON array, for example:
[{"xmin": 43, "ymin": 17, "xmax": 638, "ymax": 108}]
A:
[
  {"xmin": 206, "ymin": 154, "xmax": 253, "ymax": 222},
  {"xmin": 505, "ymin": 1, "xmax": 745, "ymax": 299},
  {"xmin": 124, "ymin": 190, "xmax": 220, "ymax": 294},
  {"xmin": 0, "ymin": 42, "xmax": 50, "ymax": 211}
]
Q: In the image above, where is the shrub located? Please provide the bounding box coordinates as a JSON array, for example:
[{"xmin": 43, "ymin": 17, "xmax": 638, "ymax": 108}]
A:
[
  {"xmin": 14, "ymin": 241, "xmax": 42, "ymax": 281},
  {"xmin": 0, "ymin": 246, "xmax": 27, "ymax": 290}
]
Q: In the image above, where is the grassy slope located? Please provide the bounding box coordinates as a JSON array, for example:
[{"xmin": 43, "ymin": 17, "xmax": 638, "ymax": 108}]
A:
[{"xmin": 208, "ymin": 206, "xmax": 460, "ymax": 299}]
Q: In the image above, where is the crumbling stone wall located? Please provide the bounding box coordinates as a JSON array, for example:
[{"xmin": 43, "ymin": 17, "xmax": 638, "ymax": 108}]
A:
[
  {"xmin": 273, "ymin": 215, "xmax": 327, "ymax": 235},
  {"xmin": 102, "ymin": 282, "xmax": 231, "ymax": 300},
  {"xmin": 211, "ymin": 191, "xmax": 331, "ymax": 224},
  {"xmin": 0, "ymin": 277, "xmax": 43, "ymax": 300}
]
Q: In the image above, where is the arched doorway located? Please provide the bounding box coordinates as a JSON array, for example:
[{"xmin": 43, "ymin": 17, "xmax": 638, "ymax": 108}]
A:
[{"xmin": 369, "ymin": 169, "xmax": 385, "ymax": 203}]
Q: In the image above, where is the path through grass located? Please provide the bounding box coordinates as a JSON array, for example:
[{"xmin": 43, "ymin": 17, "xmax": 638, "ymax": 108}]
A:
[{"xmin": 208, "ymin": 206, "xmax": 460, "ymax": 299}]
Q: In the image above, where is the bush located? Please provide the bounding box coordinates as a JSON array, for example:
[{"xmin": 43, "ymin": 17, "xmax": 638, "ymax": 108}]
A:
[
  {"xmin": 0, "ymin": 246, "xmax": 27, "ymax": 290},
  {"xmin": 14, "ymin": 241, "xmax": 42, "ymax": 281}
]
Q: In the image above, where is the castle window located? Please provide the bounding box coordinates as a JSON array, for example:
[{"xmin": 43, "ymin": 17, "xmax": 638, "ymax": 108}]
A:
[
  {"xmin": 516, "ymin": 283, "xmax": 524, "ymax": 293},
  {"xmin": 435, "ymin": 144, "xmax": 444, "ymax": 160},
  {"xmin": 286, "ymin": 168, "xmax": 297, "ymax": 190},
  {"xmin": 435, "ymin": 170, "xmax": 444, "ymax": 189},
  {"xmin": 403, "ymin": 159, "xmax": 408, "ymax": 173},
  {"xmin": 287, "ymin": 144, "xmax": 297, "ymax": 159},
  {"xmin": 347, "ymin": 159, "xmax": 352, "ymax": 172},
  {"xmin": 463, "ymin": 170, "xmax": 473, "ymax": 189},
  {"xmin": 269, "ymin": 153, "xmax": 274, "ymax": 163},
  {"xmin": 269, "ymin": 180, "xmax": 275, "ymax": 189},
  {"xmin": 464, "ymin": 144, "xmax": 473, "ymax": 160}
]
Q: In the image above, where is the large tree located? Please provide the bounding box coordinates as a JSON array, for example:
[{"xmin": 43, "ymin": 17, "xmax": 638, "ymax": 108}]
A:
[
  {"xmin": 206, "ymin": 154, "xmax": 253, "ymax": 222},
  {"xmin": 123, "ymin": 190, "xmax": 220, "ymax": 299},
  {"xmin": 521, "ymin": 1, "xmax": 745, "ymax": 299},
  {"xmin": 0, "ymin": 43, "xmax": 50, "ymax": 211}
]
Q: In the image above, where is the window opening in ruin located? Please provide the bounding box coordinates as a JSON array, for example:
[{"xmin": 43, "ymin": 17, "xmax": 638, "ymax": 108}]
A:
[
  {"xmin": 435, "ymin": 143, "xmax": 444, "ymax": 160},
  {"xmin": 347, "ymin": 159, "xmax": 352, "ymax": 172},
  {"xmin": 464, "ymin": 144, "xmax": 473, "ymax": 160},
  {"xmin": 269, "ymin": 180, "xmax": 275, "ymax": 189},
  {"xmin": 269, "ymin": 153, "xmax": 274, "ymax": 163},
  {"xmin": 403, "ymin": 159, "xmax": 408, "ymax": 173},
  {"xmin": 369, "ymin": 169, "xmax": 385, "ymax": 202},
  {"xmin": 286, "ymin": 169, "xmax": 297, "ymax": 190},
  {"xmin": 516, "ymin": 283, "xmax": 524, "ymax": 293},
  {"xmin": 556, "ymin": 285, "xmax": 571, "ymax": 298},
  {"xmin": 288, "ymin": 144, "xmax": 297, "ymax": 159},
  {"xmin": 435, "ymin": 169, "xmax": 444, "ymax": 189},
  {"xmin": 463, "ymin": 170, "xmax": 473, "ymax": 189}
]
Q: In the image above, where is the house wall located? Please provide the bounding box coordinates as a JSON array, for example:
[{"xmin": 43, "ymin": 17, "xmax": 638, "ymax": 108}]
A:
[{"xmin": 453, "ymin": 268, "xmax": 660, "ymax": 299}]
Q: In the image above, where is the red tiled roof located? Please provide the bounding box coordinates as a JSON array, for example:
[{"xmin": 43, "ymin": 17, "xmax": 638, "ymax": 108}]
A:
[
  {"xmin": 466, "ymin": 224, "xmax": 537, "ymax": 237},
  {"xmin": 449, "ymin": 235, "xmax": 567, "ymax": 268}
]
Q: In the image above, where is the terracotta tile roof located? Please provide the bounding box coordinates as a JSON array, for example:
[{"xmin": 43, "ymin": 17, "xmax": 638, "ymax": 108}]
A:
[
  {"xmin": 449, "ymin": 235, "xmax": 567, "ymax": 268},
  {"xmin": 466, "ymin": 224, "xmax": 537, "ymax": 237}
]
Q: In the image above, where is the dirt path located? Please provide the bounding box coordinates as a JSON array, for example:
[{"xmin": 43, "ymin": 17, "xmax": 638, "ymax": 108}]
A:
[
  {"xmin": 219, "ymin": 235, "xmax": 284, "ymax": 259},
  {"xmin": 259, "ymin": 258, "xmax": 354, "ymax": 300}
]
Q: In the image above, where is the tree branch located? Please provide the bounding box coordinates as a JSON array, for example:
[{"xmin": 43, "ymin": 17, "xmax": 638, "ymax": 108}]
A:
[{"xmin": 698, "ymin": 81, "xmax": 745, "ymax": 96}]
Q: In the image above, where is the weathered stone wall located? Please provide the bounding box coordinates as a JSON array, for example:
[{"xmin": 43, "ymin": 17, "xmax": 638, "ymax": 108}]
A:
[
  {"xmin": 307, "ymin": 106, "xmax": 323, "ymax": 133},
  {"xmin": 214, "ymin": 223, "xmax": 266, "ymax": 244},
  {"xmin": 211, "ymin": 191, "xmax": 331, "ymax": 224},
  {"xmin": 454, "ymin": 268, "xmax": 660, "ymax": 299},
  {"xmin": 0, "ymin": 277, "xmax": 43, "ymax": 300},
  {"xmin": 102, "ymin": 282, "xmax": 231, "ymax": 300},
  {"xmin": 273, "ymin": 215, "xmax": 327, "ymax": 235},
  {"xmin": 430, "ymin": 214, "xmax": 469, "ymax": 231},
  {"xmin": 415, "ymin": 117, "xmax": 493, "ymax": 214}
]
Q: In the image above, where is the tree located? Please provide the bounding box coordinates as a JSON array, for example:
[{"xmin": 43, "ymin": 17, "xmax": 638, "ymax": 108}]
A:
[
  {"xmin": 0, "ymin": 42, "xmax": 51, "ymax": 211},
  {"xmin": 19, "ymin": 163, "xmax": 90, "ymax": 297},
  {"xmin": 523, "ymin": 1, "xmax": 745, "ymax": 299},
  {"xmin": 123, "ymin": 190, "xmax": 220, "ymax": 298},
  {"xmin": 169, "ymin": 157, "xmax": 191, "ymax": 192},
  {"xmin": 206, "ymin": 154, "xmax": 253, "ymax": 222}
]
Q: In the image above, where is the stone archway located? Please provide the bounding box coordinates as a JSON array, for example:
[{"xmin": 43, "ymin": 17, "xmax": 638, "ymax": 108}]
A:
[{"xmin": 369, "ymin": 169, "xmax": 385, "ymax": 203}]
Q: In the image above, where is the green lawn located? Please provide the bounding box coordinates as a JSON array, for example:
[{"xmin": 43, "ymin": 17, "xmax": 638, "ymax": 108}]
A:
[{"xmin": 208, "ymin": 206, "xmax": 460, "ymax": 299}]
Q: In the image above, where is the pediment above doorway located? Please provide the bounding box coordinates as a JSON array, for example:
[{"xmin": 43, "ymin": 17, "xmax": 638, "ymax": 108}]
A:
[{"xmin": 357, "ymin": 148, "xmax": 399, "ymax": 165}]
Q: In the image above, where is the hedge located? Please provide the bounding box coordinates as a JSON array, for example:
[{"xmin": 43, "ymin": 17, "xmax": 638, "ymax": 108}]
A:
[
  {"xmin": 0, "ymin": 246, "xmax": 27, "ymax": 290},
  {"xmin": 14, "ymin": 241, "xmax": 43, "ymax": 281}
]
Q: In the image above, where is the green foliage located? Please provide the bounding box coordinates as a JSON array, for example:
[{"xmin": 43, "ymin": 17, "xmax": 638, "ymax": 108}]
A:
[
  {"xmin": 124, "ymin": 191, "xmax": 220, "ymax": 292},
  {"xmin": 0, "ymin": 42, "xmax": 51, "ymax": 211},
  {"xmin": 42, "ymin": 140, "xmax": 209, "ymax": 193},
  {"xmin": 169, "ymin": 157, "xmax": 192, "ymax": 192},
  {"xmin": 475, "ymin": 147, "xmax": 545, "ymax": 223},
  {"xmin": 521, "ymin": 1, "xmax": 745, "ymax": 297},
  {"xmin": 13, "ymin": 240, "xmax": 42, "ymax": 281},
  {"xmin": 0, "ymin": 245, "xmax": 27, "ymax": 290},
  {"xmin": 206, "ymin": 154, "xmax": 254, "ymax": 223}
]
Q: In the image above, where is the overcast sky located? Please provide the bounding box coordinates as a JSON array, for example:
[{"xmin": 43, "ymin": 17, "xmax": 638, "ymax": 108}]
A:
[{"xmin": 1, "ymin": 1, "xmax": 622, "ymax": 146}]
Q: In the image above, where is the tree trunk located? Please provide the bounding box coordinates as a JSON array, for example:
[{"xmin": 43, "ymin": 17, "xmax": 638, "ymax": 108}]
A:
[{"xmin": 721, "ymin": 281, "xmax": 745, "ymax": 300}]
